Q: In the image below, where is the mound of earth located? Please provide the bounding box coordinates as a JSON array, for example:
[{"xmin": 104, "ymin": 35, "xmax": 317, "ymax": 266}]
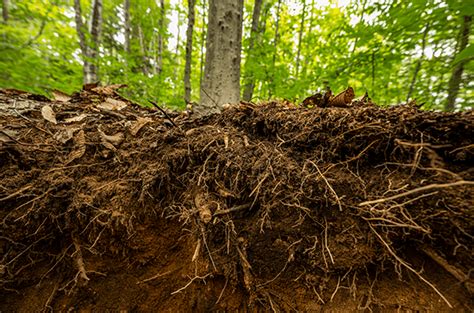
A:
[{"xmin": 1, "ymin": 87, "xmax": 473, "ymax": 312}]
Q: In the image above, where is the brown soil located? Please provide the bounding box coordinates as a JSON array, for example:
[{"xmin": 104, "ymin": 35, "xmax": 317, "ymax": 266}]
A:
[{"xmin": 1, "ymin": 87, "xmax": 473, "ymax": 312}]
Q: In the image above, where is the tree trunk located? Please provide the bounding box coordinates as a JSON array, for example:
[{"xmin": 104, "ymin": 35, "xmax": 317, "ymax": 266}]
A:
[
  {"xmin": 2, "ymin": 0, "xmax": 8, "ymax": 23},
  {"xmin": 184, "ymin": 0, "xmax": 196, "ymax": 103},
  {"xmin": 138, "ymin": 26, "xmax": 149, "ymax": 75},
  {"xmin": 446, "ymin": 15, "xmax": 472, "ymax": 111},
  {"xmin": 87, "ymin": 0, "xmax": 102, "ymax": 84},
  {"xmin": 156, "ymin": 0, "xmax": 165, "ymax": 75},
  {"xmin": 73, "ymin": 0, "xmax": 91, "ymax": 85},
  {"xmin": 124, "ymin": 0, "xmax": 131, "ymax": 54},
  {"xmin": 197, "ymin": 0, "xmax": 244, "ymax": 115},
  {"xmin": 406, "ymin": 23, "xmax": 429, "ymax": 102},
  {"xmin": 199, "ymin": 0, "xmax": 207, "ymax": 88},
  {"xmin": 242, "ymin": 0, "xmax": 263, "ymax": 102},
  {"xmin": 269, "ymin": 0, "xmax": 282, "ymax": 98},
  {"xmin": 295, "ymin": 0, "xmax": 306, "ymax": 79}
]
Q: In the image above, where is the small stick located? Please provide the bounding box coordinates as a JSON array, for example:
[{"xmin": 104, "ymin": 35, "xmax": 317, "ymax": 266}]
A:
[
  {"xmin": 359, "ymin": 180, "xmax": 474, "ymax": 206},
  {"xmin": 213, "ymin": 203, "xmax": 251, "ymax": 216},
  {"xmin": 148, "ymin": 100, "xmax": 181, "ymax": 130}
]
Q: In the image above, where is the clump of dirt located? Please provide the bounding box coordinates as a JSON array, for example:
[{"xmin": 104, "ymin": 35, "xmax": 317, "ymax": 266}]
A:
[{"xmin": 1, "ymin": 87, "xmax": 473, "ymax": 311}]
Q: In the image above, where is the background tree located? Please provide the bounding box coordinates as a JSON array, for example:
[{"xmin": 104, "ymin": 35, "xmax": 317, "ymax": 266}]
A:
[
  {"xmin": 184, "ymin": 0, "xmax": 195, "ymax": 104},
  {"xmin": 74, "ymin": 0, "xmax": 103, "ymax": 84},
  {"xmin": 0, "ymin": 0, "xmax": 472, "ymax": 111},
  {"xmin": 197, "ymin": 0, "xmax": 244, "ymax": 115},
  {"xmin": 242, "ymin": 0, "xmax": 263, "ymax": 101}
]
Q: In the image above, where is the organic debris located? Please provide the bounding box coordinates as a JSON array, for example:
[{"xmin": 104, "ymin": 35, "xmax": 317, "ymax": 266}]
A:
[{"xmin": 1, "ymin": 87, "xmax": 473, "ymax": 311}]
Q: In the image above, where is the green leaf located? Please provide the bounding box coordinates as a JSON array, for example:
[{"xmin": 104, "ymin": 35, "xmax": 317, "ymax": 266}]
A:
[{"xmin": 453, "ymin": 45, "xmax": 474, "ymax": 65}]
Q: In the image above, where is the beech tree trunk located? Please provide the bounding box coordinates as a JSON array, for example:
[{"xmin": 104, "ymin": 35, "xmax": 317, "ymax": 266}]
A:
[
  {"xmin": 184, "ymin": 0, "xmax": 196, "ymax": 103},
  {"xmin": 295, "ymin": 0, "xmax": 306, "ymax": 79},
  {"xmin": 2, "ymin": 0, "xmax": 8, "ymax": 23},
  {"xmin": 269, "ymin": 0, "xmax": 282, "ymax": 98},
  {"xmin": 199, "ymin": 0, "xmax": 207, "ymax": 88},
  {"xmin": 73, "ymin": 0, "xmax": 91, "ymax": 84},
  {"xmin": 156, "ymin": 0, "xmax": 165, "ymax": 75},
  {"xmin": 88, "ymin": 0, "xmax": 102, "ymax": 83},
  {"xmin": 406, "ymin": 23, "xmax": 429, "ymax": 102},
  {"xmin": 124, "ymin": 0, "xmax": 131, "ymax": 54},
  {"xmin": 197, "ymin": 0, "xmax": 244, "ymax": 115},
  {"xmin": 138, "ymin": 26, "xmax": 149, "ymax": 75},
  {"xmin": 73, "ymin": 0, "xmax": 102, "ymax": 84},
  {"xmin": 242, "ymin": 0, "xmax": 263, "ymax": 102},
  {"xmin": 446, "ymin": 15, "xmax": 472, "ymax": 111}
]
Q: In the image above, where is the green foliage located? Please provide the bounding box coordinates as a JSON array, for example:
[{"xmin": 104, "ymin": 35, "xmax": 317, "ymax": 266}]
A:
[{"xmin": 0, "ymin": 0, "xmax": 472, "ymax": 110}]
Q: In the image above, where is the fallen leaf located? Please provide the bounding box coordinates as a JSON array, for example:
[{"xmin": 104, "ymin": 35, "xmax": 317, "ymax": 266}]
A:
[
  {"xmin": 64, "ymin": 130, "xmax": 86, "ymax": 164},
  {"xmin": 97, "ymin": 98, "xmax": 127, "ymax": 111},
  {"xmin": 41, "ymin": 105, "xmax": 57, "ymax": 124},
  {"xmin": 129, "ymin": 117, "xmax": 152, "ymax": 136},
  {"xmin": 52, "ymin": 90, "xmax": 71, "ymax": 102},
  {"xmin": 64, "ymin": 114, "xmax": 88, "ymax": 123}
]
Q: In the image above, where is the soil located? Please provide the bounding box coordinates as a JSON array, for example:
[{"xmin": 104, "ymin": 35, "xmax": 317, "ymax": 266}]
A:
[{"xmin": 0, "ymin": 86, "xmax": 473, "ymax": 312}]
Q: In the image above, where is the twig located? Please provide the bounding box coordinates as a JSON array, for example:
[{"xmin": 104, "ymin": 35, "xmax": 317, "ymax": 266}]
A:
[
  {"xmin": 359, "ymin": 181, "xmax": 474, "ymax": 206},
  {"xmin": 148, "ymin": 100, "xmax": 181, "ymax": 130},
  {"xmin": 368, "ymin": 223, "xmax": 452, "ymax": 307},
  {"xmin": 171, "ymin": 273, "xmax": 212, "ymax": 295},
  {"xmin": 213, "ymin": 203, "xmax": 251, "ymax": 216}
]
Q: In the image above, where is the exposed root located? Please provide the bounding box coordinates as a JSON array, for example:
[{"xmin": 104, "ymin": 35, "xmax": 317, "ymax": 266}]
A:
[{"xmin": 368, "ymin": 223, "xmax": 453, "ymax": 308}]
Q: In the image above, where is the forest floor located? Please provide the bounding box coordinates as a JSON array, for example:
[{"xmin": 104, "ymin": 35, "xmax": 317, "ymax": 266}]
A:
[{"xmin": 1, "ymin": 86, "xmax": 473, "ymax": 312}]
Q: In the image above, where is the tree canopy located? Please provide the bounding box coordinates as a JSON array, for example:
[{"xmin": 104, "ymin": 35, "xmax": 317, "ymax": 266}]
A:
[{"xmin": 0, "ymin": 0, "xmax": 472, "ymax": 110}]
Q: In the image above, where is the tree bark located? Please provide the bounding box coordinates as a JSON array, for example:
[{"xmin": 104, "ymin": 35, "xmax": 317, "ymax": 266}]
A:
[
  {"xmin": 184, "ymin": 0, "xmax": 196, "ymax": 103},
  {"xmin": 124, "ymin": 0, "xmax": 131, "ymax": 54},
  {"xmin": 269, "ymin": 0, "xmax": 282, "ymax": 98},
  {"xmin": 199, "ymin": 0, "xmax": 207, "ymax": 88},
  {"xmin": 446, "ymin": 15, "xmax": 472, "ymax": 111},
  {"xmin": 138, "ymin": 26, "xmax": 149, "ymax": 75},
  {"xmin": 406, "ymin": 23, "xmax": 429, "ymax": 102},
  {"xmin": 2, "ymin": 0, "xmax": 8, "ymax": 23},
  {"xmin": 156, "ymin": 0, "xmax": 165, "ymax": 75},
  {"xmin": 242, "ymin": 0, "xmax": 263, "ymax": 101},
  {"xmin": 87, "ymin": 0, "xmax": 103, "ymax": 84},
  {"xmin": 197, "ymin": 0, "xmax": 244, "ymax": 115},
  {"xmin": 295, "ymin": 0, "xmax": 306, "ymax": 79},
  {"xmin": 73, "ymin": 0, "xmax": 91, "ymax": 84}
]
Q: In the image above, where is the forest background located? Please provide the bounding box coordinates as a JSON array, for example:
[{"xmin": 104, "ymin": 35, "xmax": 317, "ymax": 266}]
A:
[{"xmin": 0, "ymin": 0, "xmax": 473, "ymax": 111}]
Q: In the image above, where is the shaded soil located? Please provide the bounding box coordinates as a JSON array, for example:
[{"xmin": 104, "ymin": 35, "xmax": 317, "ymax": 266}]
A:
[{"xmin": 1, "ymin": 87, "xmax": 473, "ymax": 312}]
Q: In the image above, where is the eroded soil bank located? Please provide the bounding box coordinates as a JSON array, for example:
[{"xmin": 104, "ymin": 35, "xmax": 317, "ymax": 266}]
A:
[{"xmin": 1, "ymin": 87, "xmax": 473, "ymax": 311}]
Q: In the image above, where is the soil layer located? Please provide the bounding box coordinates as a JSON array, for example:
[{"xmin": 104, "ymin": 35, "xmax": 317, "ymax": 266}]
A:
[{"xmin": 1, "ymin": 87, "xmax": 473, "ymax": 312}]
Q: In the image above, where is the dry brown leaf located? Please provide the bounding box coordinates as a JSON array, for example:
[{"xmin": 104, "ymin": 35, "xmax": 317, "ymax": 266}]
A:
[
  {"xmin": 53, "ymin": 127, "xmax": 79, "ymax": 144},
  {"xmin": 91, "ymin": 84, "xmax": 127, "ymax": 96},
  {"xmin": 329, "ymin": 87, "xmax": 355, "ymax": 107},
  {"xmin": 64, "ymin": 129, "xmax": 86, "ymax": 165},
  {"xmin": 64, "ymin": 114, "xmax": 88, "ymax": 123},
  {"xmin": 41, "ymin": 105, "xmax": 57, "ymax": 124},
  {"xmin": 130, "ymin": 117, "xmax": 152, "ymax": 136},
  {"xmin": 97, "ymin": 98, "xmax": 127, "ymax": 111},
  {"xmin": 52, "ymin": 90, "xmax": 71, "ymax": 102},
  {"xmin": 98, "ymin": 128, "xmax": 124, "ymax": 151}
]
